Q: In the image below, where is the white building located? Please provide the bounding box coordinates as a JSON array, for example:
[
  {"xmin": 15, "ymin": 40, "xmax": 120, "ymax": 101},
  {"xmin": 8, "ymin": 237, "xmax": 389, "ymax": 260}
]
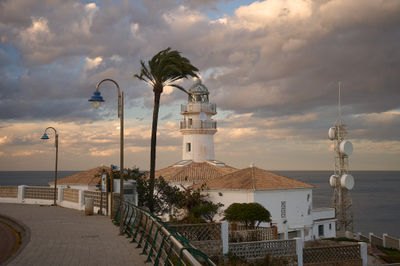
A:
[
  {"xmin": 49, "ymin": 166, "xmax": 108, "ymax": 190},
  {"xmin": 50, "ymin": 167, "xmax": 138, "ymax": 205},
  {"xmin": 155, "ymin": 79, "xmax": 336, "ymax": 240},
  {"xmin": 192, "ymin": 165, "xmax": 336, "ymax": 240}
]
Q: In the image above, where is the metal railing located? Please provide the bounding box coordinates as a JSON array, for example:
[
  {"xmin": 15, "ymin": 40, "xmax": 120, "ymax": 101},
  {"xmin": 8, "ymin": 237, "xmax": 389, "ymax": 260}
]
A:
[
  {"xmin": 181, "ymin": 104, "xmax": 216, "ymax": 114},
  {"xmin": 180, "ymin": 120, "xmax": 217, "ymax": 130},
  {"xmin": 112, "ymin": 200, "xmax": 216, "ymax": 266}
]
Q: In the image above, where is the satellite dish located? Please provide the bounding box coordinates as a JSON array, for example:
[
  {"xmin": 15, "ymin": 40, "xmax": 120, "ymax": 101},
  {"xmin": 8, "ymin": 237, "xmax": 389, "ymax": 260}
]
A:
[
  {"xmin": 328, "ymin": 127, "xmax": 336, "ymax": 140},
  {"xmin": 340, "ymin": 174, "xmax": 355, "ymax": 190},
  {"xmin": 329, "ymin": 175, "xmax": 338, "ymax": 187},
  {"xmin": 340, "ymin": 140, "xmax": 353, "ymax": 156},
  {"xmin": 199, "ymin": 112, "xmax": 207, "ymax": 121}
]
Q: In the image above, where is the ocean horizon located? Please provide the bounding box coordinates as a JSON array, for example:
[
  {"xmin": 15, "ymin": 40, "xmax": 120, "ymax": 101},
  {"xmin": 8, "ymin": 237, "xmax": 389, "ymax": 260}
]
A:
[{"xmin": 1, "ymin": 170, "xmax": 399, "ymax": 238}]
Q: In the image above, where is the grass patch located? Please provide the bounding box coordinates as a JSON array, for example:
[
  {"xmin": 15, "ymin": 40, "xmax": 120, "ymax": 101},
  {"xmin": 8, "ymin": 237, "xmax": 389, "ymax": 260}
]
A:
[{"xmin": 377, "ymin": 246, "xmax": 400, "ymax": 263}]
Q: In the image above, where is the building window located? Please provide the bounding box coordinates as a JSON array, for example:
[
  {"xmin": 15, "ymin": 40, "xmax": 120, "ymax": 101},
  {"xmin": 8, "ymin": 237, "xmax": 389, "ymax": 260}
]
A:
[
  {"xmin": 188, "ymin": 118, "xmax": 192, "ymax": 128},
  {"xmin": 186, "ymin": 143, "xmax": 191, "ymax": 152},
  {"xmin": 329, "ymin": 223, "xmax": 332, "ymax": 230},
  {"xmin": 307, "ymin": 194, "xmax": 310, "ymax": 201},
  {"xmin": 318, "ymin": 225, "xmax": 324, "ymax": 236},
  {"xmin": 281, "ymin": 201, "xmax": 286, "ymax": 218}
]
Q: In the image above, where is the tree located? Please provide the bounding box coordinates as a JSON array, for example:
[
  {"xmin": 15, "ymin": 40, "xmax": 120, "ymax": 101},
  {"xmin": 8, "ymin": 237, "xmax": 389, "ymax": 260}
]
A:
[
  {"xmin": 179, "ymin": 185, "xmax": 223, "ymax": 223},
  {"xmin": 125, "ymin": 168, "xmax": 184, "ymax": 216},
  {"xmin": 126, "ymin": 169, "xmax": 221, "ymax": 221},
  {"xmin": 135, "ymin": 48, "xmax": 198, "ymax": 212},
  {"xmin": 224, "ymin": 203, "xmax": 271, "ymax": 229}
]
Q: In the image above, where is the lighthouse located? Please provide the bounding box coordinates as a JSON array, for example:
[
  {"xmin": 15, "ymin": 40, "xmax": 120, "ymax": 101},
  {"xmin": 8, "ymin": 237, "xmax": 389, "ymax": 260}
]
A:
[{"xmin": 180, "ymin": 79, "xmax": 217, "ymax": 162}]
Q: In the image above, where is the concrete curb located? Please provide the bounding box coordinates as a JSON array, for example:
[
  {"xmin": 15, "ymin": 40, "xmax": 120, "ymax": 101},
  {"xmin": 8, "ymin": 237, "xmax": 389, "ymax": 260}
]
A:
[{"xmin": 0, "ymin": 213, "xmax": 31, "ymax": 265}]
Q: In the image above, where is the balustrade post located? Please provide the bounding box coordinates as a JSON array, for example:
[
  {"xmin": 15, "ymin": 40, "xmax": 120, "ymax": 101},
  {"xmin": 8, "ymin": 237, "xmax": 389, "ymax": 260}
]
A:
[
  {"xmin": 79, "ymin": 189, "xmax": 85, "ymax": 210},
  {"xmin": 383, "ymin": 233, "xmax": 387, "ymax": 248},
  {"xmin": 369, "ymin": 232, "xmax": 373, "ymax": 243},
  {"xmin": 18, "ymin": 185, "xmax": 26, "ymax": 203},
  {"xmin": 221, "ymin": 221, "xmax": 229, "ymax": 255},
  {"xmin": 359, "ymin": 242, "xmax": 367, "ymax": 266},
  {"xmin": 295, "ymin": 237, "xmax": 303, "ymax": 266},
  {"xmin": 58, "ymin": 187, "xmax": 64, "ymax": 203}
]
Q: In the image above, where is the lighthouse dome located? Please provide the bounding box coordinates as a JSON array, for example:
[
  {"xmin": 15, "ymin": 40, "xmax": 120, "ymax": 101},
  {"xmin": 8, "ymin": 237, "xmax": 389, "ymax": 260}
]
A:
[{"xmin": 188, "ymin": 79, "xmax": 209, "ymax": 103}]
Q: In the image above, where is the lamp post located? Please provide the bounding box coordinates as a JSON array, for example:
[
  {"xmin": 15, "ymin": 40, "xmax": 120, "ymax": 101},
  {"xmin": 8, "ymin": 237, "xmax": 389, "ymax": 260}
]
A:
[
  {"xmin": 89, "ymin": 78, "xmax": 124, "ymax": 234},
  {"xmin": 40, "ymin": 127, "xmax": 58, "ymax": 206}
]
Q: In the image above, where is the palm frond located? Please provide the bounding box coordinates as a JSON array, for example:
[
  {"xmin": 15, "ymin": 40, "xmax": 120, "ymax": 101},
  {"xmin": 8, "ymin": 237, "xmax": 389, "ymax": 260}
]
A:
[
  {"xmin": 170, "ymin": 84, "xmax": 190, "ymax": 95},
  {"xmin": 136, "ymin": 47, "xmax": 199, "ymax": 91}
]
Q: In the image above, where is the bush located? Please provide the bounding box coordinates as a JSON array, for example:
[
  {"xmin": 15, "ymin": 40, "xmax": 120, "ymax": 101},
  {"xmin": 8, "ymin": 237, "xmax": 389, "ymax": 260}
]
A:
[{"xmin": 224, "ymin": 203, "xmax": 271, "ymax": 229}]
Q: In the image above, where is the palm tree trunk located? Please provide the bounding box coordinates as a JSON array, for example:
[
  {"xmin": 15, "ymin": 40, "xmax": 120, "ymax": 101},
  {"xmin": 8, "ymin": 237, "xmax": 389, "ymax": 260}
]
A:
[{"xmin": 149, "ymin": 90, "xmax": 161, "ymax": 212}]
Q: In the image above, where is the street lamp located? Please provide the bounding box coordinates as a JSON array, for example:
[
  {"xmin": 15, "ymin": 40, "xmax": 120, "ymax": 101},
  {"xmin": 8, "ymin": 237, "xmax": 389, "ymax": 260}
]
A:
[
  {"xmin": 40, "ymin": 127, "xmax": 58, "ymax": 206},
  {"xmin": 89, "ymin": 78, "xmax": 125, "ymax": 234}
]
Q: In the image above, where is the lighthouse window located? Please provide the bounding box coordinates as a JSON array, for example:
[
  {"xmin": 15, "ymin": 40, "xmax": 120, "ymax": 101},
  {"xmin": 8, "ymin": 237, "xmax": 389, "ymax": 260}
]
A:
[
  {"xmin": 186, "ymin": 143, "xmax": 191, "ymax": 152},
  {"xmin": 188, "ymin": 118, "xmax": 192, "ymax": 128}
]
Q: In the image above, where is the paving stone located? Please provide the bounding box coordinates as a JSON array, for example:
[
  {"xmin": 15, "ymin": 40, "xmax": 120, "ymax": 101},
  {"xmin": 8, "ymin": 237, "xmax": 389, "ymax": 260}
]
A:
[{"xmin": 0, "ymin": 203, "xmax": 146, "ymax": 266}]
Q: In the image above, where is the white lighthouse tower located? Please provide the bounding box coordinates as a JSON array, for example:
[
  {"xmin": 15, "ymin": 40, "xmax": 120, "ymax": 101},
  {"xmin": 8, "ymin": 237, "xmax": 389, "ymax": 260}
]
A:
[{"xmin": 180, "ymin": 79, "xmax": 217, "ymax": 162}]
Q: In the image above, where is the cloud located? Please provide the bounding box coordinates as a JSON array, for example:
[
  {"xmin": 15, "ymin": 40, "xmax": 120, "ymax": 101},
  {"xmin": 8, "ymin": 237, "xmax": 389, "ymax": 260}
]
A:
[
  {"xmin": 11, "ymin": 150, "xmax": 45, "ymax": 157},
  {"xmin": 0, "ymin": 136, "xmax": 9, "ymax": 145},
  {"xmin": 20, "ymin": 17, "xmax": 51, "ymax": 42},
  {"xmin": 0, "ymin": 0, "xmax": 399, "ymax": 170},
  {"xmin": 84, "ymin": 56, "xmax": 103, "ymax": 70},
  {"xmin": 233, "ymin": 0, "xmax": 313, "ymax": 31}
]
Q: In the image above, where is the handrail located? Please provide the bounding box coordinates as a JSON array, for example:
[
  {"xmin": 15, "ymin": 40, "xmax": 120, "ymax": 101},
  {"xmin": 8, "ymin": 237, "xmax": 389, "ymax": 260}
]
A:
[
  {"xmin": 180, "ymin": 120, "xmax": 217, "ymax": 130},
  {"xmin": 181, "ymin": 103, "xmax": 216, "ymax": 114},
  {"xmin": 112, "ymin": 200, "xmax": 216, "ymax": 266}
]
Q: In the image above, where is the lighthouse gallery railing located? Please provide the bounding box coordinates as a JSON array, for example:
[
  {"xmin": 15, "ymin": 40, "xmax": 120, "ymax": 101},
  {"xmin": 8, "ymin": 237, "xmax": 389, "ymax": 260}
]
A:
[{"xmin": 180, "ymin": 120, "xmax": 217, "ymax": 130}]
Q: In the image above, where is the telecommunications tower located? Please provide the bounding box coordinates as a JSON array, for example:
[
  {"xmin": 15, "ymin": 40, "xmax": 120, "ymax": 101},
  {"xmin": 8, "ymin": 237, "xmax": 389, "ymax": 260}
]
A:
[{"xmin": 328, "ymin": 82, "xmax": 354, "ymax": 233}]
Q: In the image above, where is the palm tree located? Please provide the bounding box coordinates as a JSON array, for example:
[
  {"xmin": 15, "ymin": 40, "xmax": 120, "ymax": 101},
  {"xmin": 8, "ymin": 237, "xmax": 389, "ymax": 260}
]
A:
[{"xmin": 135, "ymin": 48, "xmax": 198, "ymax": 212}]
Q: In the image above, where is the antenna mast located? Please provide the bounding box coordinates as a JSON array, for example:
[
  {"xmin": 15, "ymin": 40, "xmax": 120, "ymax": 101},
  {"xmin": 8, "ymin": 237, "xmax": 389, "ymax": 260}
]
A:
[{"xmin": 328, "ymin": 82, "xmax": 354, "ymax": 234}]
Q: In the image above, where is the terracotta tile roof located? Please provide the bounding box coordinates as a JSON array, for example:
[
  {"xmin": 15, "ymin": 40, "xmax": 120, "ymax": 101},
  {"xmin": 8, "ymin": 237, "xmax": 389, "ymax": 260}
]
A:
[
  {"xmin": 193, "ymin": 166, "xmax": 314, "ymax": 190},
  {"xmin": 49, "ymin": 166, "xmax": 110, "ymax": 186},
  {"xmin": 154, "ymin": 161, "xmax": 237, "ymax": 182}
]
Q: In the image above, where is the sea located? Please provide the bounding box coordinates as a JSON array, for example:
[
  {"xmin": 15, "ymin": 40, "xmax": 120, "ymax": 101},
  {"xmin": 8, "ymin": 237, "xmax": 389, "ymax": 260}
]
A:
[{"xmin": 0, "ymin": 170, "xmax": 399, "ymax": 238}]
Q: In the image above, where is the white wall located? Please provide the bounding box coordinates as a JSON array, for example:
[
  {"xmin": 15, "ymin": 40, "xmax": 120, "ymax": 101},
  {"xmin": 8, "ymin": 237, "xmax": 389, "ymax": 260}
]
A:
[
  {"xmin": 312, "ymin": 208, "xmax": 335, "ymax": 221},
  {"xmin": 311, "ymin": 208, "xmax": 336, "ymax": 239},
  {"xmin": 206, "ymin": 188, "xmax": 314, "ymax": 240},
  {"xmin": 181, "ymin": 101, "xmax": 216, "ymax": 163},
  {"xmin": 52, "ymin": 184, "xmax": 95, "ymax": 191},
  {"xmin": 254, "ymin": 189, "xmax": 313, "ymax": 235},
  {"xmin": 312, "ymin": 220, "xmax": 336, "ymax": 239},
  {"xmin": 182, "ymin": 134, "xmax": 215, "ymax": 162}
]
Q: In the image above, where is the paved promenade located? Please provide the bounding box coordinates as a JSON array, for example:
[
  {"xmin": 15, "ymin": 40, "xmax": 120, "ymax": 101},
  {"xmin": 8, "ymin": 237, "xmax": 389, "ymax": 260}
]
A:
[{"xmin": 0, "ymin": 203, "xmax": 147, "ymax": 266}]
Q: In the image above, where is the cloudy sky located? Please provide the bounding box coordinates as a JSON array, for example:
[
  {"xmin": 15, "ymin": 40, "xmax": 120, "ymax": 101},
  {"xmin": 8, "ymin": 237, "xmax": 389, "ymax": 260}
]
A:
[{"xmin": 0, "ymin": 0, "xmax": 399, "ymax": 171}]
